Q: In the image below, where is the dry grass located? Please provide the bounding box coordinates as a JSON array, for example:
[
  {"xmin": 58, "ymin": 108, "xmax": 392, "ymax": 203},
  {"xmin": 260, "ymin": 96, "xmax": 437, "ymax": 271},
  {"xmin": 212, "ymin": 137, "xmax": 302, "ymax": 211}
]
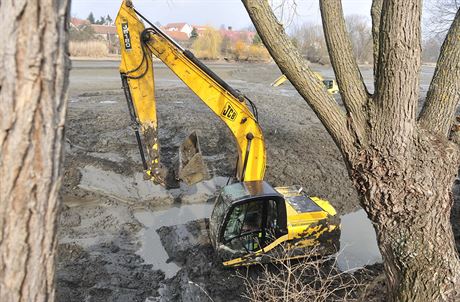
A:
[
  {"xmin": 238, "ymin": 247, "xmax": 366, "ymax": 302},
  {"xmin": 247, "ymin": 45, "xmax": 271, "ymax": 62},
  {"xmin": 233, "ymin": 40, "xmax": 271, "ymax": 62},
  {"xmin": 69, "ymin": 40, "xmax": 109, "ymax": 58}
]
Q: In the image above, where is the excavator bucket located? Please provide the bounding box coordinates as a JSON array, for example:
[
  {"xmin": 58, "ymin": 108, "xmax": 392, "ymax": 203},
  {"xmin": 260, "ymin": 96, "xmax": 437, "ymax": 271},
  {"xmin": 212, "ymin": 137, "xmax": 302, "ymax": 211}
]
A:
[
  {"xmin": 270, "ymin": 74, "xmax": 288, "ymax": 87},
  {"xmin": 178, "ymin": 132, "xmax": 210, "ymax": 185}
]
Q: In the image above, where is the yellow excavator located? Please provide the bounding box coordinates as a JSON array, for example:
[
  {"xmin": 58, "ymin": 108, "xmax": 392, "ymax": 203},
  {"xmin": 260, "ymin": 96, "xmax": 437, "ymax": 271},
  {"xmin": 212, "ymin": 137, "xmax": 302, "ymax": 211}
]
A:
[
  {"xmin": 271, "ymin": 74, "xmax": 339, "ymax": 94},
  {"xmin": 115, "ymin": 0, "xmax": 339, "ymax": 267}
]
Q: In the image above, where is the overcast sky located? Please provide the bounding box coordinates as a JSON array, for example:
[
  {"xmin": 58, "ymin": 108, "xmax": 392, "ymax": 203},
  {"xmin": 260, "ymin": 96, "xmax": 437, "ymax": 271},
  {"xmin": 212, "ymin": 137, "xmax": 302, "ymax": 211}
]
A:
[{"xmin": 71, "ymin": 0, "xmax": 373, "ymax": 29}]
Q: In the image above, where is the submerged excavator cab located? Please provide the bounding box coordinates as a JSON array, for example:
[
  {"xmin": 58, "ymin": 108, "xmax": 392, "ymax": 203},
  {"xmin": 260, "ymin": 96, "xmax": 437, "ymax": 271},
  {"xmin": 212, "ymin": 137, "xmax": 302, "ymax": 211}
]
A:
[
  {"xmin": 209, "ymin": 181, "xmax": 340, "ymax": 267},
  {"xmin": 209, "ymin": 181, "xmax": 287, "ymax": 264}
]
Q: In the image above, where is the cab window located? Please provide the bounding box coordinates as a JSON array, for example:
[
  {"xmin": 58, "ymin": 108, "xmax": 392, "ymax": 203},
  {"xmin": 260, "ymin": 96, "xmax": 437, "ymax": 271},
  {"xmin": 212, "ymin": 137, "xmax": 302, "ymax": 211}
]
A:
[
  {"xmin": 224, "ymin": 200, "xmax": 263, "ymax": 243},
  {"xmin": 220, "ymin": 198, "xmax": 281, "ymax": 257},
  {"xmin": 323, "ymin": 80, "xmax": 333, "ymax": 89},
  {"xmin": 210, "ymin": 194, "xmax": 229, "ymax": 244},
  {"xmin": 266, "ymin": 199, "xmax": 278, "ymax": 239}
]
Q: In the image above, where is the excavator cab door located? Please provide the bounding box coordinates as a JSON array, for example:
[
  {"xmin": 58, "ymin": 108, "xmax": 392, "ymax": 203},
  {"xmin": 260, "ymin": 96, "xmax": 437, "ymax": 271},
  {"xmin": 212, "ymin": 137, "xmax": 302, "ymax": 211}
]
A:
[{"xmin": 221, "ymin": 199, "xmax": 270, "ymax": 255}]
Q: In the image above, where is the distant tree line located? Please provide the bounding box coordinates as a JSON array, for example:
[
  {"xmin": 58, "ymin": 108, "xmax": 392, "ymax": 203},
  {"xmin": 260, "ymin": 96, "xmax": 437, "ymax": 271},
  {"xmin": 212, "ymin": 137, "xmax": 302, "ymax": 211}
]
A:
[
  {"xmin": 289, "ymin": 0, "xmax": 459, "ymax": 65},
  {"xmin": 87, "ymin": 12, "xmax": 113, "ymax": 25}
]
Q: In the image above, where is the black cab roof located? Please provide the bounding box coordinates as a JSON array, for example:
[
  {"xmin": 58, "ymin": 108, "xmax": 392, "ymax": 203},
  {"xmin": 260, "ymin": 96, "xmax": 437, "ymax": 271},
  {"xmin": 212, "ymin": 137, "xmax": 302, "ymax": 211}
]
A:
[{"xmin": 220, "ymin": 181, "xmax": 283, "ymax": 205}]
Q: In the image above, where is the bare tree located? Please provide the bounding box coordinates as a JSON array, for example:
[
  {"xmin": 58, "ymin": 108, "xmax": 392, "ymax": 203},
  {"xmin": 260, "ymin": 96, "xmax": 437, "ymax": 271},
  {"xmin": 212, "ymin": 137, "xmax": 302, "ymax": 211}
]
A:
[
  {"xmin": 293, "ymin": 15, "xmax": 372, "ymax": 65},
  {"xmin": 426, "ymin": 0, "xmax": 459, "ymax": 35},
  {"xmin": 292, "ymin": 23, "xmax": 330, "ymax": 64},
  {"xmin": 0, "ymin": 0, "xmax": 70, "ymax": 301},
  {"xmin": 345, "ymin": 15, "xmax": 372, "ymax": 64},
  {"xmin": 242, "ymin": 0, "xmax": 460, "ymax": 301}
]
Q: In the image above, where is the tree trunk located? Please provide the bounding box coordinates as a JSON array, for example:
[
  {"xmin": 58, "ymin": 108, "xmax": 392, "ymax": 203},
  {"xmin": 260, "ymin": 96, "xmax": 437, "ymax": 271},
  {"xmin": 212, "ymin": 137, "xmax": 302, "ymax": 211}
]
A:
[
  {"xmin": 241, "ymin": 0, "xmax": 460, "ymax": 301},
  {"xmin": 0, "ymin": 1, "xmax": 70, "ymax": 301},
  {"xmin": 351, "ymin": 130, "xmax": 460, "ymax": 301}
]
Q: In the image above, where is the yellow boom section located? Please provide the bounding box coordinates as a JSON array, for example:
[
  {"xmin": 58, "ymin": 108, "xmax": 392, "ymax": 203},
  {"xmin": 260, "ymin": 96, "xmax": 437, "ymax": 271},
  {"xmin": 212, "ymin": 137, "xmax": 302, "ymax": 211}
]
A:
[{"xmin": 115, "ymin": 1, "xmax": 266, "ymax": 182}]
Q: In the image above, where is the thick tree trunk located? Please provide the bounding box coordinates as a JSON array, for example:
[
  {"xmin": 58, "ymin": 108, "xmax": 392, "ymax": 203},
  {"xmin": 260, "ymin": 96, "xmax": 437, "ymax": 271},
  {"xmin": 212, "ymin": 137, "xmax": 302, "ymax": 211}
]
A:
[
  {"xmin": 351, "ymin": 130, "xmax": 460, "ymax": 301},
  {"xmin": 242, "ymin": 0, "xmax": 460, "ymax": 301},
  {"xmin": 0, "ymin": 1, "xmax": 70, "ymax": 301}
]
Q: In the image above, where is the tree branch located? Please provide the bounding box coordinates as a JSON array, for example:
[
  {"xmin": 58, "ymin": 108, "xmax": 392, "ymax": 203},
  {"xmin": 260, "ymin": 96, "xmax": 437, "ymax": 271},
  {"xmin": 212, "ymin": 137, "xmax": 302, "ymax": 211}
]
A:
[
  {"xmin": 241, "ymin": 0, "xmax": 357, "ymax": 156},
  {"xmin": 371, "ymin": 0, "xmax": 383, "ymax": 80},
  {"xmin": 418, "ymin": 8, "xmax": 460, "ymax": 137},
  {"xmin": 319, "ymin": 0, "xmax": 369, "ymax": 143},
  {"xmin": 372, "ymin": 1, "xmax": 422, "ymax": 148}
]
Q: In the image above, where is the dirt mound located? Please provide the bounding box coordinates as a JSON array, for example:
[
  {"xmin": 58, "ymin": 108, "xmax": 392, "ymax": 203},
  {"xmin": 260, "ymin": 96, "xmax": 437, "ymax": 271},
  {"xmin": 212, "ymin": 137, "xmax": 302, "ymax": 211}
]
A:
[{"xmin": 57, "ymin": 240, "xmax": 164, "ymax": 302}]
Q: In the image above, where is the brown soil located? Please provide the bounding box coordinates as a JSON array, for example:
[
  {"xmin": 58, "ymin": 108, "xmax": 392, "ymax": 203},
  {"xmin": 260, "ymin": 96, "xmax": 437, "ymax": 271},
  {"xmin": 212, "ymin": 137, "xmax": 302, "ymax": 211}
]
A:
[{"xmin": 57, "ymin": 60, "xmax": 457, "ymax": 302}]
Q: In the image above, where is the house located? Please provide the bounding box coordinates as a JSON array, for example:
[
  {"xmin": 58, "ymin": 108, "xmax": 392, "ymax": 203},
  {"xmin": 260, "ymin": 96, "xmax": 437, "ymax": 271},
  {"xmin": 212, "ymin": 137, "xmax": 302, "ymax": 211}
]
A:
[
  {"xmin": 220, "ymin": 26, "xmax": 256, "ymax": 43},
  {"xmin": 164, "ymin": 30, "xmax": 190, "ymax": 42},
  {"xmin": 70, "ymin": 17, "xmax": 90, "ymax": 29},
  {"xmin": 164, "ymin": 22, "xmax": 193, "ymax": 37},
  {"xmin": 192, "ymin": 25, "xmax": 211, "ymax": 37},
  {"xmin": 91, "ymin": 24, "xmax": 118, "ymax": 41}
]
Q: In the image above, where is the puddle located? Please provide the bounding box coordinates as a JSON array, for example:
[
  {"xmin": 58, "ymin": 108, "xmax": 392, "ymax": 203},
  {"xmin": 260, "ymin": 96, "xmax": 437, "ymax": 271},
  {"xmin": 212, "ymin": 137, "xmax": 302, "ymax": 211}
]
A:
[
  {"xmin": 99, "ymin": 100, "xmax": 118, "ymax": 104},
  {"xmin": 177, "ymin": 176, "xmax": 228, "ymax": 204},
  {"xmin": 79, "ymin": 165, "xmax": 171, "ymax": 203},
  {"xmin": 79, "ymin": 165, "xmax": 228, "ymax": 204},
  {"xmin": 135, "ymin": 203, "xmax": 381, "ymax": 278},
  {"xmin": 337, "ymin": 209, "xmax": 382, "ymax": 271},
  {"xmin": 134, "ymin": 203, "xmax": 214, "ymax": 278}
]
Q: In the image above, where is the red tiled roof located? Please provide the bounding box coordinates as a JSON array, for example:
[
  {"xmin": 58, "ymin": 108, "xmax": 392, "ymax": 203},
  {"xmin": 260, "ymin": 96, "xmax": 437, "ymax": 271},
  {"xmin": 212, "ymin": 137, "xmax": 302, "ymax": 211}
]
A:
[
  {"xmin": 164, "ymin": 30, "xmax": 189, "ymax": 41},
  {"xmin": 91, "ymin": 25, "xmax": 117, "ymax": 35},
  {"xmin": 192, "ymin": 25, "xmax": 209, "ymax": 31},
  {"xmin": 220, "ymin": 30, "xmax": 256, "ymax": 43},
  {"xmin": 164, "ymin": 22, "xmax": 188, "ymax": 30},
  {"xmin": 70, "ymin": 18, "xmax": 90, "ymax": 27}
]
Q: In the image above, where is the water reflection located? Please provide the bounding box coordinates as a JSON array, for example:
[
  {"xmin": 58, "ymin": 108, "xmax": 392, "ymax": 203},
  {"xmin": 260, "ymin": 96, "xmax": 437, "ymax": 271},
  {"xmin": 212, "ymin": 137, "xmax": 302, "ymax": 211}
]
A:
[{"xmin": 337, "ymin": 209, "xmax": 382, "ymax": 271}]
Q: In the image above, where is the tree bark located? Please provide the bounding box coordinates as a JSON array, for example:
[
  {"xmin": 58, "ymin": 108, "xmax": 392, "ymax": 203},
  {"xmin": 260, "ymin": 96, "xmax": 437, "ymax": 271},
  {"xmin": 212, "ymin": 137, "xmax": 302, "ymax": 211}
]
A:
[
  {"xmin": 371, "ymin": 0, "xmax": 383, "ymax": 79},
  {"xmin": 320, "ymin": 0, "xmax": 369, "ymax": 143},
  {"xmin": 351, "ymin": 129, "xmax": 460, "ymax": 301},
  {"xmin": 242, "ymin": 0, "xmax": 460, "ymax": 301},
  {"xmin": 0, "ymin": 0, "xmax": 70, "ymax": 301}
]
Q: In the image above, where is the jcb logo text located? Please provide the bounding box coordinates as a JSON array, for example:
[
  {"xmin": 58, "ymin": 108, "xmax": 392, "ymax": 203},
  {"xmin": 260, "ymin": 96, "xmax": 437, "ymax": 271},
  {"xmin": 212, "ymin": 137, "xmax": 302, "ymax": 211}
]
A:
[{"xmin": 222, "ymin": 103, "xmax": 238, "ymax": 121}]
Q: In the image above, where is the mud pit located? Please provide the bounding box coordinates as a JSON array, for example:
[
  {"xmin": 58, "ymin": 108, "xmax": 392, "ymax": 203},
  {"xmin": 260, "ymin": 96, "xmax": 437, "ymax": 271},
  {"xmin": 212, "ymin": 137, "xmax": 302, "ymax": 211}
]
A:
[{"xmin": 58, "ymin": 60, "xmax": 458, "ymax": 301}]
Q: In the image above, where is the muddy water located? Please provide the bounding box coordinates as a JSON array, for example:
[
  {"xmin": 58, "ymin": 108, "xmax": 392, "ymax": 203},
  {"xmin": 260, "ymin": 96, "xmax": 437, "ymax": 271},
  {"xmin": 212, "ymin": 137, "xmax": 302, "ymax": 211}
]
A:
[
  {"xmin": 337, "ymin": 209, "xmax": 382, "ymax": 271},
  {"xmin": 136, "ymin": 203, "xmax": 381, "ymax": 277},
  {"xmin": 135, "ymin": 204, "xmax": 214, "ymax": 278},
  {"xmin": 78, "ymin": 165, "xmax": 171, "ymax": 203}
]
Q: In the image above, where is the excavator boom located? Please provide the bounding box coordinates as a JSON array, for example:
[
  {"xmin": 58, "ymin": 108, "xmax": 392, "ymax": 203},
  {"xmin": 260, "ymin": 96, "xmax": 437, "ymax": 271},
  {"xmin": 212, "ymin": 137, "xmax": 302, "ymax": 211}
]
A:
[{"xmin": 115, "ymin": 1, "xmax": 266, "ymax": 185}]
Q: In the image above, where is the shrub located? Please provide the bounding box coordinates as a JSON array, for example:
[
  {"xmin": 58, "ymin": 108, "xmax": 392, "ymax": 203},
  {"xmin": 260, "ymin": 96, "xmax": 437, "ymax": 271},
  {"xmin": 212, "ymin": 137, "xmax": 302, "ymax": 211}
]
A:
[
  {"xmin": 247, "ymin": 45, "xmax": 271, "ymax": 62},
  {"xmin": 69, "ymin": 25, "xmax": 96, "ymax": 41},
  {"xmin": 69, "ymin": 40, "xmax": 109, "ymax": 57},
  {"xmin": 192, "ymin": 28, "xmax": 222, "ymax": 60},
  {"xmin": 238, "ymin": 247, "xmax": 365, "ymax": 302},
  {"xmin": 233, "ymin": 40, "xmax": 247, "ymax": 60}
]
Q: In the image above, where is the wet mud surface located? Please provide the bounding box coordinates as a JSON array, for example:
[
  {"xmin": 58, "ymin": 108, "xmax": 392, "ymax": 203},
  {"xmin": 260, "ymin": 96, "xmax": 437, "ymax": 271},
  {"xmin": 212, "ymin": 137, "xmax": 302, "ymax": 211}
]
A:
[{"xmin": 57, "ymin": 60, "xmax": 457, "ymax": 301}]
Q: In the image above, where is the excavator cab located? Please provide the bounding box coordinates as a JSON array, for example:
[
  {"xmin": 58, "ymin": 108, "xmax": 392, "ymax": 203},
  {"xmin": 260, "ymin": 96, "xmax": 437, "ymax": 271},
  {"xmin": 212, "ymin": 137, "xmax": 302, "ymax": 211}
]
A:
[
  {"xmin": 209, "ymin": 181, "xmax": 340, "ymax": 267},
  {"xmin": 209, "ymin": 181, "xmax": 287, "ymax": 264}
]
